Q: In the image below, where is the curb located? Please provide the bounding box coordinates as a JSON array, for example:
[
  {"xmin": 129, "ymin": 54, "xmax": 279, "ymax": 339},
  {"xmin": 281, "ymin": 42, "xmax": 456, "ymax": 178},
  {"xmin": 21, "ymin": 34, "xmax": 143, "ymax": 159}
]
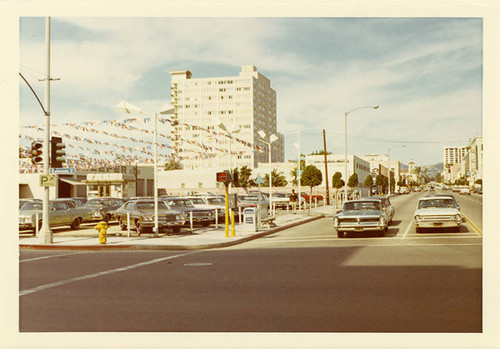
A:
[{"xmin": 19, "ymin": 215, "xmax": 325, "ymax": 251}]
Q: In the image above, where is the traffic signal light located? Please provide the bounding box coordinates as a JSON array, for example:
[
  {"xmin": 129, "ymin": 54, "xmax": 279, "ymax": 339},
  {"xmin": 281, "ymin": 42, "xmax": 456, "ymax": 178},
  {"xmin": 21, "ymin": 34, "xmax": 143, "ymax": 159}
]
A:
[
  {"xmin": 50, "ymin": 136, "xmax": 66, "ymax": 168},
  {"xmin": 30, "ymin": 141, "xmax": 43, "ymax": 165}
]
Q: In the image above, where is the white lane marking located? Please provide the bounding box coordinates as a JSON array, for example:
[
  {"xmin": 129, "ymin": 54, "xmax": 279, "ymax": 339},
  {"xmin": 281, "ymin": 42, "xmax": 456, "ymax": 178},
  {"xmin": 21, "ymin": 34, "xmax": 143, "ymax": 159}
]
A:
[
  {"xmin": 20, "ymin": 251, "xmax": 92, "ymax": 263},
  {"xmin": 20, "ymin": 252, "xmax": 196, "ymax": 297},
  {"xmin": 401, "ymin": 220, "xmax": 414, "ymax": 239}
]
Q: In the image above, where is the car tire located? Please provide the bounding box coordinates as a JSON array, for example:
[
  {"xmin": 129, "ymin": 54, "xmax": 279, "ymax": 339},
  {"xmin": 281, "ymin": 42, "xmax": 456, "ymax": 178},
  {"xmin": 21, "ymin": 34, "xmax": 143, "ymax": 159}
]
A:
[
  {"xmin": 202, "ymin": 222, "xmax": 210, "ymax": 227},
  {"xmin": 135, "ymin": 220, "xmax": 142, "ymax": 235},
  {"xmin": 337, "ymin": 231, "xmax": 344, "ymax": 238},
  {"xmin": 172, "ymin": 226, "xmax": 181, "ymax": 234},
  {"xmin": 119, "ymin": 218, "xmax": 127, "ymax": 231},
  {"xmin": 416, "ymin": 227, "xmax": 421, "ymax": 233},
  {"xmin": 104, "ymin": 214, "xmax": 111, "ymax": 223},
  {"xmin": 70, "ymin": 218, "xmax": 81, "ymax": 230}
]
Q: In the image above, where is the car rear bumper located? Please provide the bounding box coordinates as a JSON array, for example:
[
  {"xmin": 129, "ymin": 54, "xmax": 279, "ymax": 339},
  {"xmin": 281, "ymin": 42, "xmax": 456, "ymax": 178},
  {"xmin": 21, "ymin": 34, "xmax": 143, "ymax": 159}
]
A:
[{"xmin": 415, "ymin": 221, "xmax": 461, "ymax": 228}]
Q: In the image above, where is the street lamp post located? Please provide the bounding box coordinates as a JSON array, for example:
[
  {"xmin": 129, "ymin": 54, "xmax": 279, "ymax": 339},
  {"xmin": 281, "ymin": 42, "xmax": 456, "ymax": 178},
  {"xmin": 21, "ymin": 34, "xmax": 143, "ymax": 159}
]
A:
[
  {"xmin": 294, "ymin": 128, "xmax": 301, "ymax": 211},
  {"xmin": 258, "ymin": 131, "xmax": 278, "ymax": 214},
  {"xmin": 344, "ymin": 105, "xmax": 379, "ymax": 203},
  {"xmin": 116, "ymin": 100, "xmax": 174, "ymax": 237},
  {"xmin": 388, "ymin": 145, "xmax": 406, "ymax": 196}
]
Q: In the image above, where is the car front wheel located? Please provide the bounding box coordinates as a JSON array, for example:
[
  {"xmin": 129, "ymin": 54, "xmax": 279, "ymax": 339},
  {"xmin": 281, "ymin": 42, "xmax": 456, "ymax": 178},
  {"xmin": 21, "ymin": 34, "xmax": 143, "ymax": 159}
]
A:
[
  {"xmin": 172, "ymin": 226, "xmax": 181, "ymax": 234},
  {"xmin": 118, "ymin": 218, "xmax": 127, "ymax": 231},
  {"xmin": 70, "ymin": 218, "xmax": 81, "ymax": 230}
]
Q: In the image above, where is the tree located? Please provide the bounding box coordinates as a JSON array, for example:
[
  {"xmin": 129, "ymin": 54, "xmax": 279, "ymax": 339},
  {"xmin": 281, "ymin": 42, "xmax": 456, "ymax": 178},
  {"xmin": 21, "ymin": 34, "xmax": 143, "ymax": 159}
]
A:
[
  {"xmin": 435, "ymin": 172, "xmax": 443, "ymax": 183},
  {"xmin": 364, "ymin": 175, "xmax": 373, "ymax": 187},
  {"xmin": 347, "ymin": 173, "xmax": 359, "ymax": 188},
  {"xmin": 264, "ymin": 169, "xmax": 288, "ymax": 187},
  {"xmin": 233, "ymin": 166, "xmax": 252, "ymax": 189},
  {"xmin": 332, "ymin": 172, "xmax": 345, "ymax": 207},
  {"xmin": 375, "ymin": 174, "xmax": 388, "ymax": 194},
  {"xmin": 301, "ymin": 165, "xmax": 322, "ymax": 214},
  {"xmin": 332, "ymin": 172, "xmax": 345, "ymax": 190},
  {"xmin": 289, "ymin": 159, "xmax": 306, "ymax": 186},
  {"xmin": 309, "ymin": 150, "xmax": 332, "ymax": 155},
  {"xmin": 164, "ymin": 161, "xmax": 183, "ymax": 170}
]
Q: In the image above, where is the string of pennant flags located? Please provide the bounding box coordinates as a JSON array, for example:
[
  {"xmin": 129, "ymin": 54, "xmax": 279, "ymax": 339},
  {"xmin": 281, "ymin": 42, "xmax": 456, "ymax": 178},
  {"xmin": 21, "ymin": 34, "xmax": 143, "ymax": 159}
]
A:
[{"xmin": 19, "ymin": 116, "xmax": 268, "ymax": 173}]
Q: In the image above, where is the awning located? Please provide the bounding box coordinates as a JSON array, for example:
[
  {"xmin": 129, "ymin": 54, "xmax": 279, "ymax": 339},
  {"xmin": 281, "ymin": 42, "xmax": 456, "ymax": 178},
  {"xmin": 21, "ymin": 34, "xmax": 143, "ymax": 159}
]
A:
[{"xmin": 59, "ymin": 178, "xmax": 87, "ymax": 186}]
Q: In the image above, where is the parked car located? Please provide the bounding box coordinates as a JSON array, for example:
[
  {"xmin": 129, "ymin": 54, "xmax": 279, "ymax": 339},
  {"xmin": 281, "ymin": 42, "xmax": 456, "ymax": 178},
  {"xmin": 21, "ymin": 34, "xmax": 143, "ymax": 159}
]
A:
[
  {"xmin": 413, "ymin": 196, "xmax": 463, "ymax": 233},
  {"xmin": 84, "ymin": 197, "xmax": 126, "ymax": 222},
  {"xmin": 269, "ymin": 193, "xmax": 290, "ymax": 209},
  {"xmin": 399, "ymin": 187, "xmax": 410, "ymax": 194},
  {"xmin": 185, "ymin": 196, "xmax": 225, "ymax": 220},
  {"xmin": 19, "ymin": 200, "xmax": 87, "ymax": 234},
  {"xmin": 333, "ymin": 198, "xmax": 391, "ymax": 238},
  {"xmin": 19, "ymin": 198, "xmax": 41, "ymax": 209},
  {"xmin": 51, "ymin": 198, "xmax": 93, "ymax": 223},
  {"xmin": 162, "ymin": 197, "xmax": 215, "ymax": 227},
  {"xmin": 238, "ymin": 193, "xmax": 270, "ymax": 219},
  {"xmin": 300, "ymin": 192, "xmax": 324, "ymax": 202},
  {"xmin": 460, "ymin": 187, "xmax": 471, "ymax": 195},
  {"xmin": 114, "ymin": 199, "xmax": 186, "ymax": 234}
]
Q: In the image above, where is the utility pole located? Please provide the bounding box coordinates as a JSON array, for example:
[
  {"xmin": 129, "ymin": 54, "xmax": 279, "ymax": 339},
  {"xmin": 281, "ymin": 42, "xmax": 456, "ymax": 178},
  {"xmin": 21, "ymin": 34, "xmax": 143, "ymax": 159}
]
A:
[
  {"xmin": 323, "ymin": 129, "xmax": 330, "ymax": 205},
  {"xmin": 39, "ymin": 17, "xmax": 53, "ymax": 244}
]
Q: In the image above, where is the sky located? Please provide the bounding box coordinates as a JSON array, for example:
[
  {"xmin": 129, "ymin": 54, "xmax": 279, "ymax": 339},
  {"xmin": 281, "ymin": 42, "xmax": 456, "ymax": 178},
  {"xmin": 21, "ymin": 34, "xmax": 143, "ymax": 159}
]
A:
[{"xmin": 18, "ymin": 17, "xmax": 483, "ymax": 167}]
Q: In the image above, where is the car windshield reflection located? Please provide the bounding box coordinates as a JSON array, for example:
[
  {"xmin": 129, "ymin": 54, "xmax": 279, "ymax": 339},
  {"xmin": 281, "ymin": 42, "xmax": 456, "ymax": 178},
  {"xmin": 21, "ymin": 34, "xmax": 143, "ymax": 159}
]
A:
[
  {"xmin": 344, "ymin": 201, "xmax": 381, "ymax": 211},
  {"xmin": 418, "ymin": 199, "xmax": 455, "ymax": 209}
]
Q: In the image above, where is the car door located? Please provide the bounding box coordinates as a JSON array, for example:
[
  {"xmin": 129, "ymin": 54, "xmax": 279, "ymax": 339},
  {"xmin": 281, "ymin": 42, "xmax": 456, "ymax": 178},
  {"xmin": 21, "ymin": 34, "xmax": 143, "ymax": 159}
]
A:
[{"xmin": 50, "ymin": 202, "xmax": 69, "ymax": 226}]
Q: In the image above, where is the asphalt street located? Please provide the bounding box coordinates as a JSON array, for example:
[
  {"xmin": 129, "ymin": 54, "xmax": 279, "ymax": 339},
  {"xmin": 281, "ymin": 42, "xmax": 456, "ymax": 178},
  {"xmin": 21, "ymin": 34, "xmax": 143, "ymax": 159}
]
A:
[{"xmin": 19, "ymin": 191, "xmax": 483, "ymax": 333}]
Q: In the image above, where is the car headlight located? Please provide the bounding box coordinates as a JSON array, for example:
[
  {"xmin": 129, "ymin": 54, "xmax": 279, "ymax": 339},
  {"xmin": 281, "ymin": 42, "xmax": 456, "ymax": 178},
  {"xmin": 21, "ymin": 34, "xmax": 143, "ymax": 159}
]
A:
[
  {"xmin": 455, "ymin": 214, "xmax": 462, "ymax": 221},
  {"xmin": 181, "ymin": 213, "xmax": 187, "ymax": 219},
  {"xmin": 143, "ymin": 216, "xmax": 154, "ymax": 222},
  {"xmin": 175, "ymin": 214, "xmax": 184, "ymax": 221},
  {"xmin": 379, "ymin": 216, "xmax": 386, "ymax": 225},
  {"xmin": 414, "ymin": 215, "xmax": 421, "ymax": 221}
]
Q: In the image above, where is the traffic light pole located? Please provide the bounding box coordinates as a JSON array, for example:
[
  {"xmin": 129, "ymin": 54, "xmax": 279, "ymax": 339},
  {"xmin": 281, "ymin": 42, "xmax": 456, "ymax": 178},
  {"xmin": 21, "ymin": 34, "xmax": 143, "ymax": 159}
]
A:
[{"xmin": 39, "ymin": 17, "xmax": 53, "ymax": 244}]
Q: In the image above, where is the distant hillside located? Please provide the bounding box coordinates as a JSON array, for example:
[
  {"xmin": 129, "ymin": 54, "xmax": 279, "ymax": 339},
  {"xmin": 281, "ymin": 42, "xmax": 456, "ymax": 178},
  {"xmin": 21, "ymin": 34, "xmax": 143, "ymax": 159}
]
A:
[{"xmin": 421, "ymin": 162, "xmax": 444, "ymax": 175}]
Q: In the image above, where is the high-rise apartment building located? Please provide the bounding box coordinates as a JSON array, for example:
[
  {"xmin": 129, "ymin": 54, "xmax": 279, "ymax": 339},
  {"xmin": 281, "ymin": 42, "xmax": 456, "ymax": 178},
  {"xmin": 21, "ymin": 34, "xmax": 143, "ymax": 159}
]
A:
[
  {"xmin": 443, "ymin": 146, "xmax": 468, "ymax": 166},
  {"xmin": 169, "ymin": 65, "xmax": 284, "ymax": 170}
]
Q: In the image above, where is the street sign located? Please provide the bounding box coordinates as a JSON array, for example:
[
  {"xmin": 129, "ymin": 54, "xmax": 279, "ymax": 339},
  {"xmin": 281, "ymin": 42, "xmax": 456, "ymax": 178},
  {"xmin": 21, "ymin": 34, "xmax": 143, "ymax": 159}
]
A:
[
  {"xmin": 255, "ymin": 175, "xmax": 264, "ymax": 185},
  {"xmin": 39, "ymin": 174, "xmax": 56, "ymax": 187},
  {"xmin": 50, "ymin": 167, "xmax": 75, "ymax": 174}
]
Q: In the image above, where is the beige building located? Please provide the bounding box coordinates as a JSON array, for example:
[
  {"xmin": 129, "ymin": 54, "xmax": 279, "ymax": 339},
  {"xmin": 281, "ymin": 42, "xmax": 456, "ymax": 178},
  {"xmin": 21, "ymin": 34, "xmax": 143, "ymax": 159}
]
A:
[
  {"xmin": 169, "ymin": 65, "xmax": 284, "ymax": 171},
  {"xmin": 360, "ymin": 154, "xmax": 403, "ymax": 188}
]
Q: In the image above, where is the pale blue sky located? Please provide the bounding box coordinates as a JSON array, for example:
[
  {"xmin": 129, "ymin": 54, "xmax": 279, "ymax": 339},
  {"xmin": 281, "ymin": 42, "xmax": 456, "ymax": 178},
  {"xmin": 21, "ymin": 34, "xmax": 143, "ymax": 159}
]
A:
[{"xmin": 19, "ymin": 17, "xmax": 483, "ymax": 166}]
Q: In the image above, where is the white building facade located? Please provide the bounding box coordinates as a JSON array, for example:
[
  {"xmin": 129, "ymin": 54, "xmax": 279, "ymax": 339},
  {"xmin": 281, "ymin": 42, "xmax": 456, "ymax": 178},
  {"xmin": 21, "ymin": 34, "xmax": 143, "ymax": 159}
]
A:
[
  {"xmin": 305, "ymin": 154, "xmax": 371, "ymax": 188},
  {"xmin": 169, "ymin": 65, "xmax": 284, "ymax": 171}
]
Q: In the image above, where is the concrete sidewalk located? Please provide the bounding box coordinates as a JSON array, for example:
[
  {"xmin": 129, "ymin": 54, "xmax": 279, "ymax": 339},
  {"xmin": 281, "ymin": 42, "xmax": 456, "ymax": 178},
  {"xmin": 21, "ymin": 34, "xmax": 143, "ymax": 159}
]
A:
[{"xmin": 19, "ymin": 206, "xmax": 335, "ymax": 251}]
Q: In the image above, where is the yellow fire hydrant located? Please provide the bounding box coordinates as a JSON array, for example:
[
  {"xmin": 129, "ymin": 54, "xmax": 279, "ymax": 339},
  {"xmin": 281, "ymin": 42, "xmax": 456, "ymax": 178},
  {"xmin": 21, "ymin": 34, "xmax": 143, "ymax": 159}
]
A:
[{"xmin": 94, "ymin": 221, "xmax": 108, "ymax": 244}]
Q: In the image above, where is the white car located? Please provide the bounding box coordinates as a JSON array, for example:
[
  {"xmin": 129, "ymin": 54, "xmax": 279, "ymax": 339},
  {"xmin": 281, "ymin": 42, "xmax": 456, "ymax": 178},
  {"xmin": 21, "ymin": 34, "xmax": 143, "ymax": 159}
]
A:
[
  {"xmin": 459, "ymin": 187, "xmax": 471, "ymax": 195},
  {"xmin": 413, "ymin": 196, "xmax": 462, "ymax": 233}
]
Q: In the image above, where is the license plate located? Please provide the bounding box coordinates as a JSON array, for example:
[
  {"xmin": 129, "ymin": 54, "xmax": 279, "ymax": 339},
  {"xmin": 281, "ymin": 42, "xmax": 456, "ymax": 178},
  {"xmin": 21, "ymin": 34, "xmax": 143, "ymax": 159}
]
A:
[
  {"xmin": 433, "ymin": 223, "xmax": 443, "ymax": 226},
  {"xmin": 354, "ymin": 227, "xmax": 364, "ymax": 231}
]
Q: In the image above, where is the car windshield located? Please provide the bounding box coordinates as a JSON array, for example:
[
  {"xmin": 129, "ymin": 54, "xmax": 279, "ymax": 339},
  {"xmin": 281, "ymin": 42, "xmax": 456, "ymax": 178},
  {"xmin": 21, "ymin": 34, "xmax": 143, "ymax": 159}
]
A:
[
  {"xmin": 240, "ymin": 195, "xmax": 260, "ymax": 202},
  {"xmin": 344, "ymin": 201, "xmax": 381, "ymax": 211},
  {"xmin": 168, "ymin": 200, "xmax": 195, "ymax": 209},
  {"xmin": 135, "ymin": 201, "xmax": 168, "ymax": 210},
  {"xmin": 20, "ymin": 202, "xmax": 43, "ymax": 211},
  {"xmin": 273, "ymin": 193, "xmax": 288, "ymax": 198},
  {"xmin": 418, "ymin": 199, "xmax": 455, "ymax": 209},
  {"xmin": 86, "ymin": 199, "xmax": 116, "ymax": 206},
  {"xmin": 189, "ymin": 198, "xmax": 205, "ymax": 205},
  {"xmin": 207, "ymin": 197, "xmax": 225, "ymax": 205}
]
